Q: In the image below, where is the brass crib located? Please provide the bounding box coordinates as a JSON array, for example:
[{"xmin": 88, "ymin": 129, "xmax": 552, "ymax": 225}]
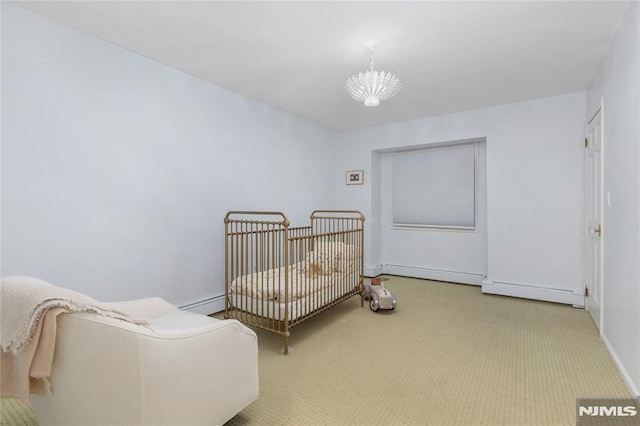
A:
[{"xmin": 224, "ymin": 210, "xmax": 365, "ymax": 354}]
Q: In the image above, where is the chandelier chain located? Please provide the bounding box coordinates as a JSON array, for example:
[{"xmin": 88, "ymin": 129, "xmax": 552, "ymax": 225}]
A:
[{"xmin": 369, "ymin": 47, "xmax": 375, "ymax": 72}]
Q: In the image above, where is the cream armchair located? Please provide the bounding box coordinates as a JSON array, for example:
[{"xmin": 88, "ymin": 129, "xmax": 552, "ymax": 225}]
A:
[{"xmin": 30, "ymin": 297, "xmax": 258, "ymax": 426}]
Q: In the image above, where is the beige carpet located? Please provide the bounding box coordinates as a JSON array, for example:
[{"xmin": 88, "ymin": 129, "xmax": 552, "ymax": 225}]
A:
[
  {"xmin": 0, "ymin": 398, "xmax": 38, "ymax": 426},
  {"xmin": 2, "ymin": 277, "xmax": 632, "ymax": 425},
  {"xmin": 222, "ymin": 276, "xmax": 632, "ymax": 426}
]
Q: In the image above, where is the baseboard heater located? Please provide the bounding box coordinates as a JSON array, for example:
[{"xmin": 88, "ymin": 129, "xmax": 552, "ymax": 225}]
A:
[
  {"xmin": 482, "ymin": 280, "xmax": 584, "ymax": 308},
  {"xmin": 365, "ymin": 264, "xmax": 484, "ymax": 285},
  {"xmin": 179, "ymin": 294, "xmax": 225, "ymax": 315},
  {"xmin": 363, "ymin": 264, "xmax": 584, "ymax": 307}
]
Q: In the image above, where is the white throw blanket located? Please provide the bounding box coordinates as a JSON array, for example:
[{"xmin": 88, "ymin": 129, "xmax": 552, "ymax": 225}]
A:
[{"xmin": 0, "ymin": 275, "xmax": 150, "ymax": 403}]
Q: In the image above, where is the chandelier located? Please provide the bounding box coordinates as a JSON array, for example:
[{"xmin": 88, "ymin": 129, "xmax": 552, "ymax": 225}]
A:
[{"xmin": 345, "ymin": 45, "xmax": 401, "ymax": 107}]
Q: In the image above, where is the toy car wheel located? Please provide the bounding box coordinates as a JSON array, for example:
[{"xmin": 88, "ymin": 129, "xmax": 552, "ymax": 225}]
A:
[{"xmin": 369, "ymin": 298, "xmax": 379, "ymax": 312}]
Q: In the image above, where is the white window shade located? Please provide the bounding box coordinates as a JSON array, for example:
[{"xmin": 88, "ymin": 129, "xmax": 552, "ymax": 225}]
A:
[{"xmin": 392, "ymin": 144, "xmax": 476, "ymax": 229}]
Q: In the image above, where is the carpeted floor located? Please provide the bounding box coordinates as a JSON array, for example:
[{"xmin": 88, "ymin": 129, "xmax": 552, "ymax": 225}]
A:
[
  {"xmin": 222, "ymin": 276, "xmax": 632, "ymax": 426},
  {"xmin": 2, "ymin": 277, "xmax": 633, "ymax": 425},
  {"xmin": 0, "ymin": 398, "xmax": 38, "ymax": 426}
]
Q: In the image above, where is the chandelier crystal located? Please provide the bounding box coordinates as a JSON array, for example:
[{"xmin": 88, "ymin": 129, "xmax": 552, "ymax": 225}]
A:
[{"xmin": 345, "ymin": 46, "xmax": 401, "ymax": 107}]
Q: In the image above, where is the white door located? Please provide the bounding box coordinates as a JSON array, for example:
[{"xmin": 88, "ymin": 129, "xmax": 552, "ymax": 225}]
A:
[{"xmin": 585, "ymin": 107, "xmax": 603, "ymax": 330}]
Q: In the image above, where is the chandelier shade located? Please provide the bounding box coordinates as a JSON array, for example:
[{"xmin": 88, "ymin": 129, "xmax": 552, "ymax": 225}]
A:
[{"xmin": 345, "ymin": 46, "xmax": 401, "ymax": 107}]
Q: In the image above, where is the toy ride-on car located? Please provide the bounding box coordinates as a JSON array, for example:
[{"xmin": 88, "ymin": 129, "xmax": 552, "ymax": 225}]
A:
[{"xmin": 363, "ymin": 277, "xmax": 397, "ymax": 312}]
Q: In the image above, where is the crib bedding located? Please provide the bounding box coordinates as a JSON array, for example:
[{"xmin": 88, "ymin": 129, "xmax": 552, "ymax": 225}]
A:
[
  {"xmin": 228, "ymin": 271, "xmax": 359, "ymax": 322},
  {"xmin": 230, "ymin": 263, "xmax": 349, "ymax": 302},
  {"xmin": 230, "ymin": 242, "xmax": 359, "ymax": 302}
]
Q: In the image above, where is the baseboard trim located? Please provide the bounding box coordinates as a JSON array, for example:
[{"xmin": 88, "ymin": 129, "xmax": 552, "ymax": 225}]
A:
[
  {"xmin": 481, "ymin": 279, "xmax": 584, "ymax": 307},
  {"xmin": 179, "ymin": 294, "xmax": 225, "ymax": 315},
  {"xmin": 190, "ymin": 276, "xmax": 584, "ymax": 313},
  {"xmin": 369, "ymin": 264, "xmax": 484, "ymax": 285},
  {"xmin": 601, "ymin": 333, "xmax": 640, "ymax": 399},
  {"xmin": 364, "ymin": 264, "xmax": 384, "ymax": 277}
]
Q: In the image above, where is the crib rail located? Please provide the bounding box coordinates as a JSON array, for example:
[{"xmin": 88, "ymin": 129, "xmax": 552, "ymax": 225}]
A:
[{"xmin": 224, "ymin": 210, "xmax": 364, "ymax": 354}]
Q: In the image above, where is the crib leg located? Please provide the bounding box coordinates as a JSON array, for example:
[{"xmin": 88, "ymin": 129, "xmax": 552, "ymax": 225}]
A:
[{"xmin": 283, "ymin": 333, "xmax": 290, "ymax": 355}]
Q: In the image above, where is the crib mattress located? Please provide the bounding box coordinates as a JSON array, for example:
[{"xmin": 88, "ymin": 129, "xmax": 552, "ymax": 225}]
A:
[
  {"xmin": 230, "ymin": 267, "xmax": 359, "ymax": 301},
  {"xmin": 228, "ymin": 271, "xmax": 359, "ymax": 321}
]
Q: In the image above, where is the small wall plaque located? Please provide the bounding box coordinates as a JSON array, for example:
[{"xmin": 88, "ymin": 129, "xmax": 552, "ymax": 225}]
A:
[{"xmin": 346, "ymin": 170, "xmax": 364, "ymax": 185}]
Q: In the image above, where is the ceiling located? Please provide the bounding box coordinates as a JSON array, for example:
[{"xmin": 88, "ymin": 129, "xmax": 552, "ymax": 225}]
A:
[{"xmin": 14, "ymin": 1, "xmax": 630, "ymax": 131}]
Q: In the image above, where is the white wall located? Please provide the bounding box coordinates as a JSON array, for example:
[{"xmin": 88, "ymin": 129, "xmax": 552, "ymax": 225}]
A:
[
  {"xmin": 336, "ymin": 92, "xmax": 586, "ymax": 305},
  {"xmin": 1, "ymin": 3, "xmax": 336, "ymax": 309},
  {"xmin": 586, "ymin": 1, "xmax": 640, "ymax": 398}
]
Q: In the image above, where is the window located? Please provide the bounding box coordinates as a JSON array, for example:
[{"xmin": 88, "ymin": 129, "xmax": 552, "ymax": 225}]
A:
[{"xmin": 392, "ymin": 143, "xmax": 477, "ymax": 229}]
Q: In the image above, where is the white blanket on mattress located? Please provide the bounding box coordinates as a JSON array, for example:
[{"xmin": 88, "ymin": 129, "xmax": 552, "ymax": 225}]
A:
[
  {"xmin": 230, "ymin": 242, "xmax": 360, "ymax": 302},
  {"xmin": 230, "ymin": 263, "xmax": 350, "ymax": 301}
]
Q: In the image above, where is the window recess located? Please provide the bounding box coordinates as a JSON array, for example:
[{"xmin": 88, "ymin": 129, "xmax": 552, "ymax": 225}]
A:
[{"xmin": 392, "ymin": 143, "xmax": 477, "ymax": 230}]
